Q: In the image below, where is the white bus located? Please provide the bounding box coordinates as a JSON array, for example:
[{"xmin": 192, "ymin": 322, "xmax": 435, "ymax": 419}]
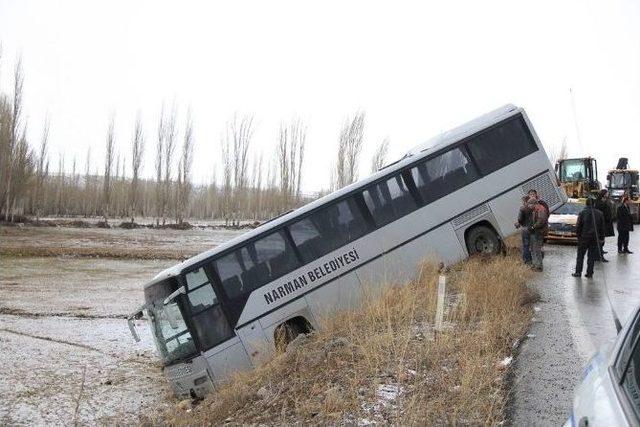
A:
[{"xmin": 128, "ymin": 104, "xmax": 566, "ymax": 399}]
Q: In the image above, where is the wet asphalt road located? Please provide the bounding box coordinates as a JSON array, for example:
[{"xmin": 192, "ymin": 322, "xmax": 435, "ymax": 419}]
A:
[{"xmin": 509, "ymin": 231, "xmax": 640, "ymax": 426}]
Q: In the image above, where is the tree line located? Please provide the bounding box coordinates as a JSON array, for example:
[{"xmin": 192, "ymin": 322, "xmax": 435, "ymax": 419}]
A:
[{"xmin": 0, "ymin": 51, "xmax": 390, "ymax": 225}]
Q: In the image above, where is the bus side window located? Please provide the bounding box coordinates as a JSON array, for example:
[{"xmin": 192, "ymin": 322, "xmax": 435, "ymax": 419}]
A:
[
  {"xmin": 363, "ymin": 174, "xmax": 417, "ymax": 227},
  {"xmin": 465, "ymin": 116, "xmax": 538, "ymax": 176},
  {"xmin": 215, "ymin": 230, "xmax": 301, "ymax": 301},
  {"xmin": 253, "ymin": 230, "xmax": 299, "ymax": 281},
  {"xmin": 288, "ymin": 217, "xmax": 323, "ymax": 262},
  {"xmin": 215, "ymin": 252, "xmax": 245, "ymax": 300},
  {"xmin": 184, "ymin": 267, "xmax": 234, "ymax": 350},
  {"xmin": 289, "ymin": 197, "xmax": 368, "ymax": 263},
  {"xmin": 411, "ymin": 147, "xmax": 478, "ymax": 203}
]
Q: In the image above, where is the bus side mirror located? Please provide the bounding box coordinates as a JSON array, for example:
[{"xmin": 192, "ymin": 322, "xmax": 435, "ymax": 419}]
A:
[
  {"xmin": 128, "ymin": 317, "xmax": 141, "ymax": 342},
  {"xmin": 127, "ymin": 304, "xmax": 146, "ymax": 343}
]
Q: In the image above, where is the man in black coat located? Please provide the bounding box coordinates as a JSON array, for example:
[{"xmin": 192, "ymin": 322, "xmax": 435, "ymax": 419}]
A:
[
  {"xmin": 515, "ymin": 195, "xmax": 533, "ymax": 264},
  {"xmin": 617, "ymin": 196, "xmax": 634, "ymax": 254},
  {"xmin": 594, "ymin": 189, "xmax": 614, "ymax": 262},
  {"xmin": 573, "ymin": 198, "xmax": 605, "ymax": 278}
]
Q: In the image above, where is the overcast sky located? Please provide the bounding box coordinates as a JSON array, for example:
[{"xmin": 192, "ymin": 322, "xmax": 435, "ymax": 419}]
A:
[{"xmin": 0, "ymin": 0, "xmax": 639, "ymax": 192}]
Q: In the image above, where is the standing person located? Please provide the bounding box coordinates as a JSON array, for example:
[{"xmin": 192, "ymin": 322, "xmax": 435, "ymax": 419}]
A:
[
  {"xmin": 528, "ymin": 198, "xmax": 548, "ymax": 272},
  {"xmin": 528, "ymin": 189, "xmax": 550, "ymax": 217},
  {"xmin": 617, "ymin": 196, "xmax": 634, "ymax": 254},
  {"xmin": 572, "ymin": 198, "xmax": 605, "ymax": 278},
  {"xmin": 515, "ymin": 196, "xmax": 533, "ymax": 264},
  {"xmin": 594, "ymin": 189, "xmax": 614, "ymax": 261}
]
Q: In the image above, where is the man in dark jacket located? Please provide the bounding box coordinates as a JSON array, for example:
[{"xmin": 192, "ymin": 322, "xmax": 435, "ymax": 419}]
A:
[
  {"xmin": 594, "ymin": 189, "xmax": 614, "ymax": 262},
  {"xmin": 573, "ymin": 198, "xmax": 605, "ymax": 278},
  {"xmin": 529, "ymin": 198, "xmax": 548, "ymax": 272},
  {"xmin": 515, "ymin": 196, "xmax": 533, "ymax": 264},
  {"xmin": 617, "ymin": 196, "xmax": 634, "ymax": 254}
]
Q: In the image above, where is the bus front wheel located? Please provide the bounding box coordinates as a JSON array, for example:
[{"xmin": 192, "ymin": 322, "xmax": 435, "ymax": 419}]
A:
[
  {"xmin": 466, "ymin": 225, "xmax": 501, "ymax": 255},
  {"xmin": 274, "ymin": 321, "xmax": 303, "ymax": 353}
]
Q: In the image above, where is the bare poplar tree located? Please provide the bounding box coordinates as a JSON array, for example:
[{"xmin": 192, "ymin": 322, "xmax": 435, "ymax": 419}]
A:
[
  {"xmin": 129, "ymin": 113, "xmax": 144, "ymax": 223},
  {"xmin": 251, "ymin": 153, "xmax": 264, "ymax": 219},
  {"xmin": 83, "ymin": 147, "xmax": 91, "ymax": 217},
  {"xmin": 155, "ymin": 104, "xmax": 165, "ymax": 226},
  {"xmin": 277, "ymin": 123, "xmax": 290, "ymax": 208},
  {"xmin": 55, "ymin": 152, "xmax": 64, "ymax": 216},
  {"xmin": 114, "ymin": 152, "xmax": 121, "ymax": 217},
  {"xmin": 11, "ymin": 133, "xmax": 35, "ymax": 218},
  {"xmin": 231, "ymin": 113, "xmax": 254, "ymax": 191},
  {"xmin": 221, "ymin": 131, "xmax": 232, "ymax": 225},
  {"xmin": 277, "ymin": 118, "xmax": 306, "ymax": 210},
  {"xmin": 370, "ymin": 137, "xmax": 389, "ymax": 173},
  {"xmin": 162, "ymin": 103, "xmax": 177, "ymax": 225},
  {"xmin": 102, "ymin": 115, "xmax": 115, "ymax": 223},
  {"xmin": 2, "ymin": 56, "xmax": 24, "ymax": 221},
  {"xmin": 177, "ymin": 110, "xmax": 194, "ymax": 225},
  {"xmin": 221, "ymin": 113, "xmax": 254, "ymax": 224},
  {"xmin": 34, "ymin": 118, "xmax": 49, "ymax": 222},
  {"xmin": 333, "ymin": 111, "xmax": 365, "ymax": 190}
]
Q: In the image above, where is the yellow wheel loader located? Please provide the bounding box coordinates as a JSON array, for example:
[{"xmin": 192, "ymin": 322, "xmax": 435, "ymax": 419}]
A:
[
  {"xmin": 607, "ymin": 158, "xmax": 640, "ymax": 223},
  {"xmin": 555, "ymin": 157, "xmax": 601, "ymax": 199}
]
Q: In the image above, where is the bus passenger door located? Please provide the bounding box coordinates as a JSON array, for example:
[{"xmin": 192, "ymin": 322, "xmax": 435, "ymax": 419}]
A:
[{"xmin": 236, "ymin": 321, "xmax": 269, "ymax": 367}]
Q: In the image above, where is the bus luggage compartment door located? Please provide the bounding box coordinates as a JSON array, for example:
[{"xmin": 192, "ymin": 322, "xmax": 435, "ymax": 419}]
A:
[
  {"xmin": 304, "ymin": 271, "xmax": 363, "ymax": 320},
  {"xmin": 355, "ymin": 253, "xmax": 403, "ymax": 297}
]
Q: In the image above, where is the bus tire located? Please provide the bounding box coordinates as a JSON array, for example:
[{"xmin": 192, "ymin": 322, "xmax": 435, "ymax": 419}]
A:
[
  {"xmin": 274, "ymin": 322, "xmax": 303, "ymax": 353},
  {"xmin": 466, "ymin": 225, "xmax": 501, "ymax": 255}
]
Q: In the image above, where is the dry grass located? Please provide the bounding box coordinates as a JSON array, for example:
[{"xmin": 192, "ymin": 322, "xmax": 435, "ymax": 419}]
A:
[{"xmin": 165, "ymin": 251, "xmax": 535, "ymax": 426}]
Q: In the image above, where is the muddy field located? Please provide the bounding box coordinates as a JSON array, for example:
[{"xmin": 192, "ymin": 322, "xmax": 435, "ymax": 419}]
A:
[
  {"xmin": 0, "ymin": 225, "xmax": 245, "ymax": 425},
  {"xmin": 0, "ymin": 224, "xmax": 243, "ymax": 259}
]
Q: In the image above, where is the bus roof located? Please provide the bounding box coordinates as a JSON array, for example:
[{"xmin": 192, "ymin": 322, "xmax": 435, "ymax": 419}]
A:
[{"xmin": 144, "ymin": 104, "xmax": 522, "ymax": 289}]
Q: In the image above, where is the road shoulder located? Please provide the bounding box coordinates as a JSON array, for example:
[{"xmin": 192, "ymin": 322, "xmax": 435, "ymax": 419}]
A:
[{"xmin": 507, "ymin": 246, "xmax": 584, "ymax": 426}]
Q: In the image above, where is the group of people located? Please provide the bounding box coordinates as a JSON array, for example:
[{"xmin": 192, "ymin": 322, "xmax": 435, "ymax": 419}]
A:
[
  {"xmin": 515, "ymin": 188, "xmax": 635, "ymax": 276},
  {"xmin": 515, "ymin": 189, "xmax": 549, "ymax": 272},
  {"xmin": 572, "ymin": 189, "xmax": 635, "ymax": 278}
]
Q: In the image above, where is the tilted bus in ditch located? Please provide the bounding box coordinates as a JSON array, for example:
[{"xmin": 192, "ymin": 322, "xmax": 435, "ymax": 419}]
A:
[{"xmin": 128, "ymin": 104, "xmax": 567, "ymax": 399}]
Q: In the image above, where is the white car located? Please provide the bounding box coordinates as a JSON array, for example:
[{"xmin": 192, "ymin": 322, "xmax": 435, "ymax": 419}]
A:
[
  {"xmin": 546, "ymin": 199, "xmax": 585, "ymax": 243},
  {"xmin": 565, "ymin": 307, "xmax": 640, "ymax": 426}
]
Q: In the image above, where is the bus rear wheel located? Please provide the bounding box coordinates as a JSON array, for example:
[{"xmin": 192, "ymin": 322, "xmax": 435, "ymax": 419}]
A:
[{"xmin": 466, "ymin": 225, "xmax": 501, "ymax": 255}]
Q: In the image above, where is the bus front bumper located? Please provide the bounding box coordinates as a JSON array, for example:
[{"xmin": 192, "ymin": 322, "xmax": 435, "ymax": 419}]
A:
[{"xmin": 164, "ymin": 355, "xmax": 215, "ymax": 399}]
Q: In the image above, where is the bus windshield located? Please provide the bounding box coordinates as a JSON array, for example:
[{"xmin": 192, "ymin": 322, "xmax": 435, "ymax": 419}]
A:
[
  {"xmin": 145, "ymin": 278, "xmax": 197, "ymax": 365},
  {"xmin": 560, "ymin": 159, "xmax": 587, "ymax": 182}
]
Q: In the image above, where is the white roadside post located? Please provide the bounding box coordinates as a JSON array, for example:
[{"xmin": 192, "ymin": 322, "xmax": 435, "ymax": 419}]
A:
[{"xmin": 435, "ymin": 262, "xmax": 447, "ymax": 331}]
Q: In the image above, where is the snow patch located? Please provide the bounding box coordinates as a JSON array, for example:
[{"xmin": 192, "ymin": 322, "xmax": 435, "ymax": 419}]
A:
[{"xmin": 498, "ymin": 356, "xmax": 513, "ymax": 368}]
